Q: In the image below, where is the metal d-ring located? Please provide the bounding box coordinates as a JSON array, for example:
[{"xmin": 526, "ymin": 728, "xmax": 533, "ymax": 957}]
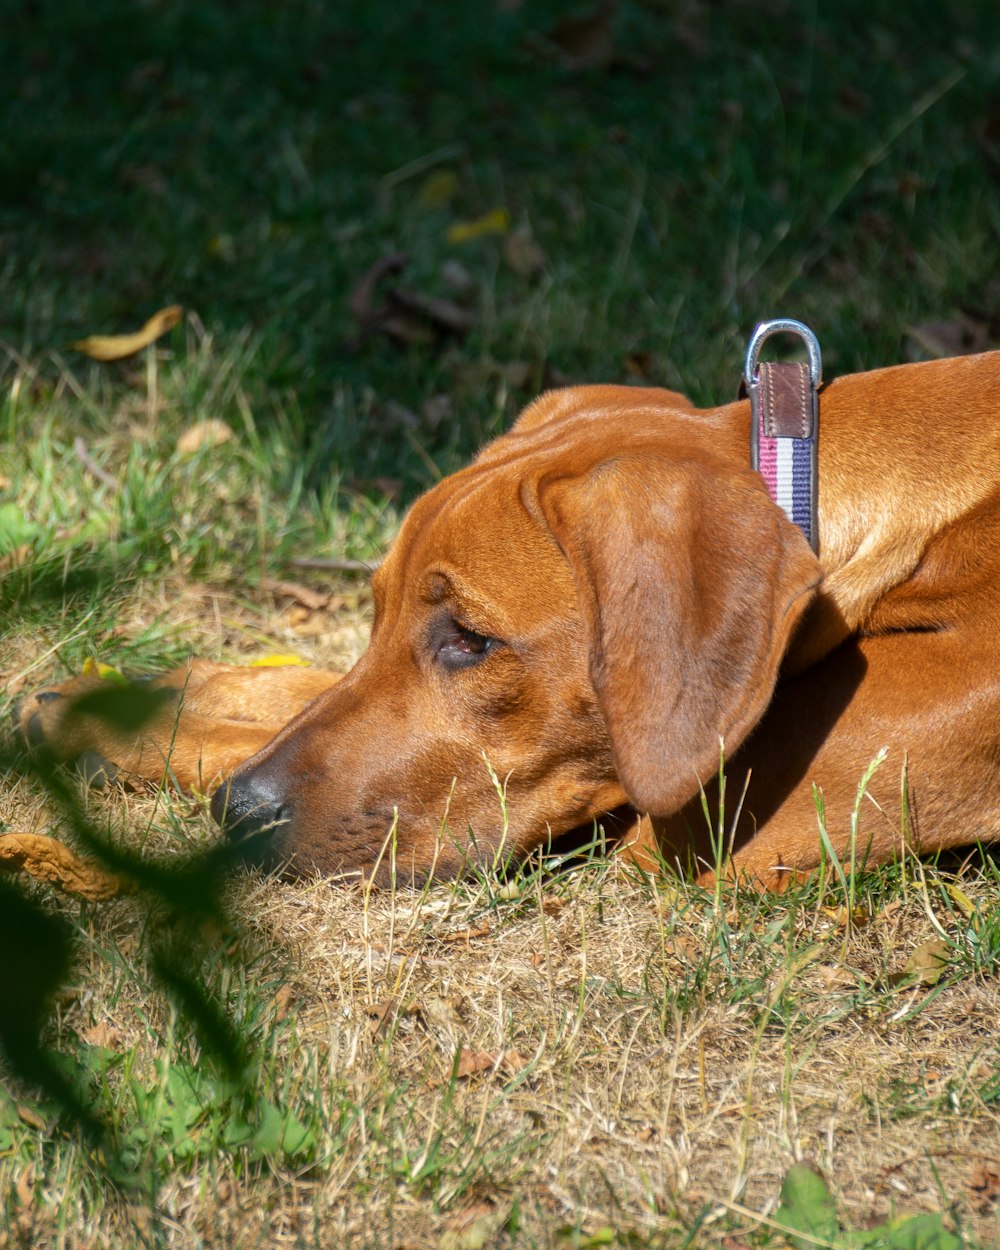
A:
[{"xmin": 743, "ymin": 318, "xmax": 823, "ymax": 393}]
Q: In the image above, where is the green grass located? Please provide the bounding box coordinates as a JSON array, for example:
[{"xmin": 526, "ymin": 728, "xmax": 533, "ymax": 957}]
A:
[
  {"xmin": 2, "ymin": 1, "xmax": 1000, "ymax": 1245},
  {"xmin": 3, "ymin": 0, "xmax": 998, "ymax": 490}
]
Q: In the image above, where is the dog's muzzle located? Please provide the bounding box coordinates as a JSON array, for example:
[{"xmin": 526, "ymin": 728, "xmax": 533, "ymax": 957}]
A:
[{"xmin": 210, "ymin": 770, "xmax": 292, "ymax": 860}]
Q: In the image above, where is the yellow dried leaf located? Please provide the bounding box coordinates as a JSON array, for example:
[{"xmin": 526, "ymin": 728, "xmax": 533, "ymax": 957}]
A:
[
  {"xmin": 419, "ymin": 169, "xmax": 458, "ymax": 207},
  {"xmin": 446, "ymin": 207, "xmax": 510, "ymax": 243},
  {"xmin": 69, "ymin": 305, "xmax": 183, "ymax": 361},
  {"xmin": 944, "ymin": 883, "xmax": 976, "ymax": 919},
  {"xmin": 0, "ymin": 833, "xmax": 133, "ymax": 902},
  {"xmin": 176, "ymin": 418, "xmax": 234, "ymax": 454},
  {"xmin": 248, "ymin": 653, "xmax": 310, "ymax": 667},
  {"xmin": 81, "ymin": 658, "xmax": 127, "ymax": 685}
]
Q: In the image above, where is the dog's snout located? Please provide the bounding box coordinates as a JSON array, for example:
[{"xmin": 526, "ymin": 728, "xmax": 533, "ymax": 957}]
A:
[{"xmin": 211, "ymin": 770, "xmax": 291, "ymax": 846}]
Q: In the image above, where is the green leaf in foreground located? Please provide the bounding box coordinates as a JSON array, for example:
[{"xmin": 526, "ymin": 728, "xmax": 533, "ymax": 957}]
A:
[
  {"xmin": 772, "ymin": 1164, "xmax": 966, "ymax": 1250},
  {"xmin": 774, "ymin": 1163, "xmax": 841, "ymax": 1248}
]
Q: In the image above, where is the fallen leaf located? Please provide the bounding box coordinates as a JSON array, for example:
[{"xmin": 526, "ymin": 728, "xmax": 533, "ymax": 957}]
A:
[
  {"xmin": 247, "ymin": 653, "xmax": 310, "ymax": 668},
  {"xmin": 821, "ymin": 904, "xmax": 870, "ymax": 929},
  {"xmin": 15, "ymin": 1105, "xmax": 46, "ymax": 1131},
  {"xmin": 943, "ymin": 883, "xmax": 977, "ymax": 919},
  {"xmin": 14, "ymin": 1163, "xmax": 34, "ymax": 1208},
  {"xmin": 816, "ymin": 964, "xmax": 865, "ymax": 991},
  {"xmin": 419, "ymin": 169, "xmax": 458, "ymax": 208},
  {"xmin": 892, "ymin": 938, "xmax": 951, "ymax": 987},
  {"xmin": 446, "ymin": 207, "xmax": 510, "ymax": 243},
  {"xmin": 79, "ymin": 1020, "xmax": 122, "ymax": 1048},
  {"xmin": 349, "ymin": 253, "xmax": 474, "ymax": 347},
  {"xmin": 367, "ymin": 998, "xmax": 398, "ymax": 1037},
  {"xmin": 624, "ymin": 350, "xmax": 655, "ymax": 379},
  {"xmin": 0, "ymin": 543, "xmax": 31, "ymax": 574},
  {"xmin": 70, "ymin": 305, "xmax": 183, "ymax": 361},
  {"xmin": 259, "ymin": 577, "xmax": 330, "ymax": 612},
  {"xmin": 81, "ymin": 657, "xmax": 128, "ymax": 684},
  {"xmin": 349, "ymin": 251, "xmax": 409, "ymax": 329},
  {"xmin": 907, "ymin": 317, "xmax": 993, "ymax": 359},
  {"xmin": 388, "ymin": 287, "xmax": 475, "ymax": 334},
  {"xmin": 545, "ymin": 3, "xmax": 615, "ymax": 70},
  {"xmin": 273, "ymin": 984, "xmax": 294, "ymax": 1021},
  {"xmin": 440, "ymin": 923, "xmax": 492, "ymax": 943},
  {"xmin": 0, "ymin": 833, "xmax": 133, "ymax": 901},
  {"xmin": 176, "ymin": 418, "xmax": 233, "ymax": 454},
  {"xmin": 503, "ymin": 225, "xmax": 546, "ymax": 276},
  {"xmin": 444, "ymin": 1047, "xmax": 525, "ymax": 1084}
]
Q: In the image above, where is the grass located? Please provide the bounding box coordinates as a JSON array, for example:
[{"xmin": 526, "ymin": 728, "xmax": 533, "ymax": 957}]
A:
[{"xmin": 2, "ymin": 0, "xmax": 1000, "ymax": 1245}]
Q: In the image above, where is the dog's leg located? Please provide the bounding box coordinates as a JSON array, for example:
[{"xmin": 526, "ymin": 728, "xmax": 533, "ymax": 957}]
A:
[
  {"xmin": 17, "ymin": 661, "xmax": 343, "ymax": 792},
  {"xmin": 648, "ymin": 629, "xmax": 1000, "ymax": 888}
]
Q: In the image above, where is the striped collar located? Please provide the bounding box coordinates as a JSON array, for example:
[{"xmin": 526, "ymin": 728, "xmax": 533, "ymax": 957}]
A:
[{"xmin": 744, "ymin": 319, "xmax": 822, "ymax": 553}]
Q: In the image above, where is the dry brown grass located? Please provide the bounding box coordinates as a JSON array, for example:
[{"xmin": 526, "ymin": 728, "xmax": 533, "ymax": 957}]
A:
[{"xmin": 2, "ymin": 593, "xmax": 999, "ymax": 1250}]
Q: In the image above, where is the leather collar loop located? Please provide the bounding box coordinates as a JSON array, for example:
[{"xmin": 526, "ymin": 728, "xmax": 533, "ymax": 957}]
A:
[{"xmin": 744, "ymin": 319, "xmax": 822, "ymax": 553}]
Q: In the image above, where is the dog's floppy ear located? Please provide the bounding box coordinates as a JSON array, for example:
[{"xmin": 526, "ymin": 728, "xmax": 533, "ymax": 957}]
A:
[{"xmin": 538, "ymin": 454, "xmax": 821, "ymax": 815}]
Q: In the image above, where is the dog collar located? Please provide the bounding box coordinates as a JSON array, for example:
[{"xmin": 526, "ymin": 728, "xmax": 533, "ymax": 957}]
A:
[{"xmin": 744, "ymin": 319, "xmax": 822, "ymax": 553}]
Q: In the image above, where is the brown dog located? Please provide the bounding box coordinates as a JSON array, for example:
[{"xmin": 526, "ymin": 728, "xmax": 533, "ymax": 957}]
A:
[{"xmin": 20, "ymin": 351, "xmax": 1000, "ymax": 887}]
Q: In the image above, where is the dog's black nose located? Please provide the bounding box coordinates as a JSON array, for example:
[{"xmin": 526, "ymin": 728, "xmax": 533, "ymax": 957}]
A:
[{"xmin": 210, "ymin": 771, "xmax": 291, "ymax": 847}]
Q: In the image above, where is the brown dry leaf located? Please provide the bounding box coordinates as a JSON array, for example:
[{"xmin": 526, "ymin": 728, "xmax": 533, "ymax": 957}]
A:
[
  {"xmin": 907, "ymin": 316, "xmax": 993, "ymax": 359},
  {"xmin": 821, "ymin": 904, "xmax": 870, "ymax": 929},
  {"xmin": 388, "ymin": 287, "xmax": 475, "ymax": 335},
  {"xmin": 0, "ymin": 833, "xmax": 133, "ymax": 901},
  {"xmin": 0, "ymin": 543, "xmax": 31, "ymax": 575},
  {"xmin": 16, "ymin": 1105, "xmax": 46, "ymax": 1131},
  {"xmin": 14, "ymin": 1164, "xmax": 34, "ymax": 1210},
  {"xmin": 503, "ymin": 225, "xmax": 546, "ymax": 276},
  {"xmin": 79, "ymin": 1020, "xmax": 123, "ymax": 1049},
  {"xmin": 349, "ymin": 253, "xmax": 475, "ymax": 347},
  {"xmin": 177, "ymin": 418, "xmax": 233, "ymax": 454},
  {"xmin": 445, "ymin": 1047, "xmax": 525, "ymax": 1084},
  {"xmin": 892, "ymin": 937, "xmax": 951, "ymax": 987},
  {"xmin": 969, "ymin": 1162, "xmax": 1000, "ymax": 1209},
  {"xmin": 70, "ymin": 305, "xmax": 183, "ymax": 361},
  {"xmin": 546, "ymin": 2, "xmax": 616, "ymax": 70},
  {"xmin": 274, "ymin": 983, "xmax": 294, "ymax": 1022},
  {"xmin": 367, "ymin": 998, "xmax": 398, "ymax": 1037},
  {"xmin": 440, "ymin": 923, "xmax": 492, "ymax": 944},
  {"xmin": 260, "ymin": 577, "xmax": 331, "ymax": 612},
  {"xmin": 817, "ymin": 964, "xmax": 865, "ymax": 991},
  {"xmin": 624, "ymin": 350, "xmax": 655, "ymax": 379}
]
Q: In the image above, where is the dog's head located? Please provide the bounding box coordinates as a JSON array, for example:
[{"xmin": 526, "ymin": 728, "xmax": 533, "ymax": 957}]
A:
[{"xmin": 212, "ymin": 387, "xmax": 821, "ymax": 881}]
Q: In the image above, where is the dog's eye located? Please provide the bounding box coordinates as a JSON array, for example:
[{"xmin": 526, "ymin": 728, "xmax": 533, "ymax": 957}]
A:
[{"xmin": 436, "ymin": 619, "xmax": 500, "ymax": 670}]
